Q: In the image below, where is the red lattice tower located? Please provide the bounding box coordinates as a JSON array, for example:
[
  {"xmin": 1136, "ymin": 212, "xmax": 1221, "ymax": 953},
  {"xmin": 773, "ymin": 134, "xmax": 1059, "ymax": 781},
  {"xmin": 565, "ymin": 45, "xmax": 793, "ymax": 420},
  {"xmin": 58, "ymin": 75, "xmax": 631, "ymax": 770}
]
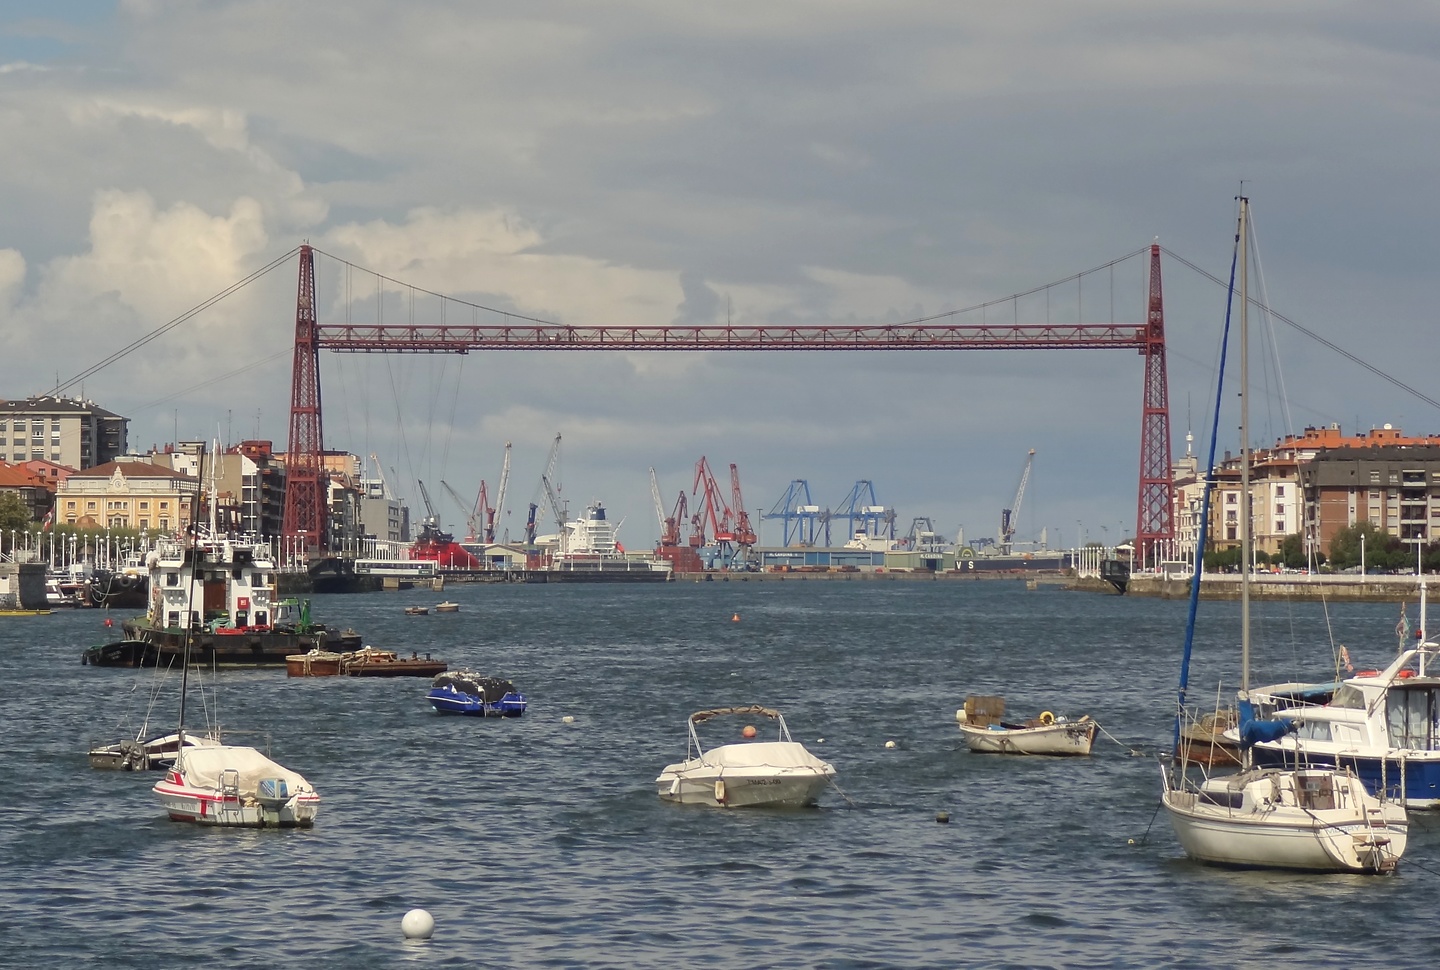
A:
[
  {"xmin": 281, "ymin": 245, "xmax": 327, "ymax": 550},
  {"xmin": 1134, "ymin": 243, "xmax": 1174, "ymax": 564}
]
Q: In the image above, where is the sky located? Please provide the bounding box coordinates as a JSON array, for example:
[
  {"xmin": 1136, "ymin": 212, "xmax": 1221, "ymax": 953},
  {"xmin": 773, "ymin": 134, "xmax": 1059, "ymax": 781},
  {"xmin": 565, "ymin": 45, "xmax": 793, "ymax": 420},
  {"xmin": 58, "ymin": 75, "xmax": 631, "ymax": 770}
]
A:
[{"xmin": 1, "ymin": 1, "xmax": 1438, "ymax": 551}]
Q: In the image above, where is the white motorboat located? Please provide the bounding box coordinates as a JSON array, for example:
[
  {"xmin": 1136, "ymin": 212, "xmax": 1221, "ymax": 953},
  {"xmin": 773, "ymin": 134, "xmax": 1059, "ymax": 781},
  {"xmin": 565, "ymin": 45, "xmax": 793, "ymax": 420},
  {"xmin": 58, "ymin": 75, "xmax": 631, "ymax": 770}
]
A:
[
  {"xmin": 656, "ymin": 705, "xmax": 835, "ymax": 808},
  {"xmin": 1160, "ymin": 197, "xmax": 1407, "ymax": 874},
  {"xmin": 956, "ymin": 695, "xmax": 1096, "ymax": 756},
  {"xmin": 1249, "ymin": 628, "xmax": 1440, "ymax": 809},
  {"xmin": 153, "ymin": 743, "xmax": 320, "ymax": 828}
]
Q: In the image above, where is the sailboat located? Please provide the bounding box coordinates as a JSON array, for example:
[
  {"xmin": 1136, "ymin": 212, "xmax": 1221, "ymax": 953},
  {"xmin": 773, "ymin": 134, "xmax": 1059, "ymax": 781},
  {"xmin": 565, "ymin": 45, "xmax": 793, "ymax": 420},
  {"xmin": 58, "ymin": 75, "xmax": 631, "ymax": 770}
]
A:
[
  {"xmin": 1159, "ymin": 197, "xmax": 1406, "ymax": 873},
  {"xmin": 151, "ymin": 443, "xmax": 321, "ymax": 828}
]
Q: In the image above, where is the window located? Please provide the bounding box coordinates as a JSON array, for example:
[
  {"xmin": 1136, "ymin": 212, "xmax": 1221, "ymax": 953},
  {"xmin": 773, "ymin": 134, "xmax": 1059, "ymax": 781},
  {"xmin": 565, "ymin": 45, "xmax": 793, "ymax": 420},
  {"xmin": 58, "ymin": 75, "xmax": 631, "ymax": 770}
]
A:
[
  {"xmin": 159, "ymin": 518, "xmax": 169, "ymax": 530},
  {"xmin": 65, "ymin": 501, "xmax": 75, "ymax": 511},
  {"xmin": 138, "ymin": 519, "xmax": 148, "ymax": 530},
  {"xmin": 1226, "ymin": 493, "xmax": 1237, "ymax": 505},
  {"xmin": 86, "ymin": 501, "xmax": 96, "ymax": 511},
  {"xmin": 1277, "ymin": 485, "xmax": 1286, "ymax": 496},
  {"xmin": 139, "ymin": 501, "xmax": 149, "ymax": 510}
]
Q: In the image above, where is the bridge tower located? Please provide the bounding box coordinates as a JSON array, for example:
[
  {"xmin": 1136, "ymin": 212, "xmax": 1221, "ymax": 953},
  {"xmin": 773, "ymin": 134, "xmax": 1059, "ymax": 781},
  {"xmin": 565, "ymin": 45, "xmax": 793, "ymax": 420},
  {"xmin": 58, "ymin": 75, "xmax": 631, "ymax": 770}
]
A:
[
  {"xmin": 280, "ymin": 245, "xmax": 327, "ymax": 553},
  {"xmin": 1134, "ymin": 243, "xmax": 1174, "ymax": 565}
]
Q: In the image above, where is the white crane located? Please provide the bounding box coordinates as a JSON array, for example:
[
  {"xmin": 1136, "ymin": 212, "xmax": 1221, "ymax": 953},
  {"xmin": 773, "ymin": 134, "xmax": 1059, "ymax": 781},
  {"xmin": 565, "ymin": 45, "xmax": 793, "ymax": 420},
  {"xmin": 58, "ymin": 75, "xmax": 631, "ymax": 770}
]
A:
[
  {"xmin": 1000, "ymin": 449, "xmax": 1036, "ymax": 555},
  {"xmin": 369, "ymin": 453, "xmax": 393, "ymax": 500},
  {"xmin": 534, "ymin": 434, "xmax": 562, "ymax": 531},
  {"xmin": 492, "ymin": 441, "xmax": 512, "ymax": 542},
  {"xmin": 649, "ymin": 467, "xmax": 667, "ymax": 536}
]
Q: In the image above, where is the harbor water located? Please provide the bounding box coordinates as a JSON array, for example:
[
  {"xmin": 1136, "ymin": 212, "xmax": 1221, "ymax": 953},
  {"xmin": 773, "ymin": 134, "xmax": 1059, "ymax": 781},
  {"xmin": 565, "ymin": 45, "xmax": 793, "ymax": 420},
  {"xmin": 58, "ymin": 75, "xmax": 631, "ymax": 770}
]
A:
[{"xmin": 3, "ymin": 579, "xmax": 1438, "ymax": 969}]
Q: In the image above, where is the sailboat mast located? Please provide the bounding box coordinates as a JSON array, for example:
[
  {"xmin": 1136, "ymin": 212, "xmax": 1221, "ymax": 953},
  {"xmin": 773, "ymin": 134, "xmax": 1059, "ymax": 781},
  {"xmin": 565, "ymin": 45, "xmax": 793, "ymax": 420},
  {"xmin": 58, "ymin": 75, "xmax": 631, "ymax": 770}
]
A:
[{"xmin": 1239, "ymin": 196, "xmax": 1251, "ymax": 694}]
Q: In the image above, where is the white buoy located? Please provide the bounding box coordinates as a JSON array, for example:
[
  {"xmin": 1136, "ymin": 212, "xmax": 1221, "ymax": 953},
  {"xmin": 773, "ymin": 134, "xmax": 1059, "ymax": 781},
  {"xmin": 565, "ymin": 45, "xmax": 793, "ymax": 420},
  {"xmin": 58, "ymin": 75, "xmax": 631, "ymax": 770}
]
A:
[
  {"xmin": 885, "ymin": 740, "xmax": 897, "ymax": 749},
  {"xmin": 401, "ymin": 908, "xmax": 435, "ymax": 941},
  {"xmin": 562, "ymin": 715, "xmax": 575, "ymax": 724}
]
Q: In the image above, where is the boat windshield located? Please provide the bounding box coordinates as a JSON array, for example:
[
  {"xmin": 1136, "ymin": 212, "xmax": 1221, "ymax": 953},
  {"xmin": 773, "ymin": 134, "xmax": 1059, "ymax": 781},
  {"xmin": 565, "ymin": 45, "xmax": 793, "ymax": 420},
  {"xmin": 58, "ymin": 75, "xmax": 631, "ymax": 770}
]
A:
[
  {"xmin": 1332, "ymin": 684, "xmax": 1366, "ymax": 709},
  {"xmin": 1386, "ymin": 686, "xmax": 1440, "ymax": 751}
]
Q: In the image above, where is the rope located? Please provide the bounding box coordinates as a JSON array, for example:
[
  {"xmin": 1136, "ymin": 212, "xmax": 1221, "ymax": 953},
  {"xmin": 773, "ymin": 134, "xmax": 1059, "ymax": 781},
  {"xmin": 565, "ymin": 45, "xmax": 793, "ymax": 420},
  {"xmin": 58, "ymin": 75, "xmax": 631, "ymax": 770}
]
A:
[
  {"xmin": 827, "ymin": 777, "xmax": 858, "ymax": 808},
  {"xmin": 1133, "ymin": 799, "xmax": 1164, "ymax": 848},
  {"xmin": 1091, "ymin": 719, "xmax": 1147, "ymax": 757}
]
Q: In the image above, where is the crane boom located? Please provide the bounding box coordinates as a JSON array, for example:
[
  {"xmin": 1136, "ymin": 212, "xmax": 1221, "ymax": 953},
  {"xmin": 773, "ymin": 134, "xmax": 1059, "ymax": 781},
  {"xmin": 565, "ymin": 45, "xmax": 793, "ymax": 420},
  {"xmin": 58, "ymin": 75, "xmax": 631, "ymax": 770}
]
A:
[
  {"xmin": 439, "ymin": 479, "xmax": 479, "ymax": 539},
  {"xmin": 417, "ymin": 479, "xmax": 438, "ymax": 526},
  {"xmin": 1000, "ymin": 449, "xmax": 1036, "ymax": 554},
  {"xmin": 649, "ymin": 468, "xmax": 667, "ymax": 534},
  {"xmin": 492, "ymin": 442, "xmax": 511, "ymax": 543}
]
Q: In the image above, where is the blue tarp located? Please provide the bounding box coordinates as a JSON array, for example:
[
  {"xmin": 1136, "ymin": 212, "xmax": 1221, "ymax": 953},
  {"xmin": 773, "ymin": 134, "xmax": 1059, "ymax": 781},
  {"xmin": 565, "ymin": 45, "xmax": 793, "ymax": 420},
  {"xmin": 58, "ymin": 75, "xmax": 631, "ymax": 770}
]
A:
[{"xmin": 1239, "ymin": 696, "xmax": 1298, "ymax": 748}]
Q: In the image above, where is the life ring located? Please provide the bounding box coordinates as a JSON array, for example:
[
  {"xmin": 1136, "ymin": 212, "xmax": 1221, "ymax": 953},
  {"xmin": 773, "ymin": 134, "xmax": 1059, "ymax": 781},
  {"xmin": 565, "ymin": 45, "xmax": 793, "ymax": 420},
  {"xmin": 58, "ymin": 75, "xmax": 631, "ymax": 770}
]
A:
[{"xmin": 1039, "ymin": 711, "xmax": 1055, "ymax": 726}]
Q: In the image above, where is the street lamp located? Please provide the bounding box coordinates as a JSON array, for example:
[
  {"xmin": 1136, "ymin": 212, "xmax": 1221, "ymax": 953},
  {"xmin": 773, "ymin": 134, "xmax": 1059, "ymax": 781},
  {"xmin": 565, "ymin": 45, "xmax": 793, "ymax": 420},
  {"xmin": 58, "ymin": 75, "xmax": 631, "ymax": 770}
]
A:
[{"xmin": 1360, "ymin": 533, "xmax": 1366, "ymax": 579}]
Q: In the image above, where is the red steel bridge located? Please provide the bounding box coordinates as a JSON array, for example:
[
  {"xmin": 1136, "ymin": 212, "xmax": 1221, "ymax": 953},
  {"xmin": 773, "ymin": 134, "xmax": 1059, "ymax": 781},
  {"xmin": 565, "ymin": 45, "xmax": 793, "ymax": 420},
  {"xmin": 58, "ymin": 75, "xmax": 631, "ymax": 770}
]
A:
[{"xmin": 283, "ymin": 244, "xmax": 1174, "ymax": 561}]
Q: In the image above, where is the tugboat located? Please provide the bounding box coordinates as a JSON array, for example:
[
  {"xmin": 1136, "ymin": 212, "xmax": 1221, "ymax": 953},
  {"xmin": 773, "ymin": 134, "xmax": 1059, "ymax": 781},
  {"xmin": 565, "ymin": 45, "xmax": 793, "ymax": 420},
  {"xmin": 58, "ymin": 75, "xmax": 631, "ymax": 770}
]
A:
[{"xmin": 113, "ymin": 535, "xmax": 360, "ymax": 668}]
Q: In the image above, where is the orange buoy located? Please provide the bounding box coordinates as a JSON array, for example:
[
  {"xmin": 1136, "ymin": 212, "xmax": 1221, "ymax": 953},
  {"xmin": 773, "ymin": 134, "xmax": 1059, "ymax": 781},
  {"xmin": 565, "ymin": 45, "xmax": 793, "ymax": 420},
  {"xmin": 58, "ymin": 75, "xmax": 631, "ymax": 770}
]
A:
[
  {"xmin": 742, "ymin": 725, "xmax": 757, "ymax": 738},
  {"xmin": 732, "ymin": 613, "xmax": 740, "ymax": 622}
]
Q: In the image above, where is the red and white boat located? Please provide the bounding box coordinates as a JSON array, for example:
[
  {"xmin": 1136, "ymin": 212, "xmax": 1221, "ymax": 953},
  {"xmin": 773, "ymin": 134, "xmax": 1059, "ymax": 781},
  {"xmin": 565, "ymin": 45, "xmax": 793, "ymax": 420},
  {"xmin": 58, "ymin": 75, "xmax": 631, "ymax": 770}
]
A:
[{"xmin": 153, "ymin": 742, "xmax": 320, "ymax": 828}]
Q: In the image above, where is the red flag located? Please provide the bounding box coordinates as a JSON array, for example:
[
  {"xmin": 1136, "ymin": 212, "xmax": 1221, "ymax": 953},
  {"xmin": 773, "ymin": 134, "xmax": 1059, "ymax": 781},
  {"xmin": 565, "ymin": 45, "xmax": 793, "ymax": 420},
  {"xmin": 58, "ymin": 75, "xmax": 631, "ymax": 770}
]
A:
[{"xmin": 41, "ymin": 510, "xmax": 53, "ymax": 531}]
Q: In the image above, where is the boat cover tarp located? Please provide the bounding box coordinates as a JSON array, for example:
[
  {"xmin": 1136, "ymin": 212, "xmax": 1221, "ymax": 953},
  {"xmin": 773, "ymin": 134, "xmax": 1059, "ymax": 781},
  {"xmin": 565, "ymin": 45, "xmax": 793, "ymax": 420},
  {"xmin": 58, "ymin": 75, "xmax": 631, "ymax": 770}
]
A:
[
  {"xmin": 700, "ymin": 741, "xmax": 832, "ymax": 771},
  {"xmin": 431, "ymin": 670, "xmax": 517, "ymax": 702},
  {"xmin": 1238, "ymin": 697, "xmax": 1298, "ymax": 749},
  {"xmin": 177, "ymin": 744, "xmax": 312, "ymax": 795}
]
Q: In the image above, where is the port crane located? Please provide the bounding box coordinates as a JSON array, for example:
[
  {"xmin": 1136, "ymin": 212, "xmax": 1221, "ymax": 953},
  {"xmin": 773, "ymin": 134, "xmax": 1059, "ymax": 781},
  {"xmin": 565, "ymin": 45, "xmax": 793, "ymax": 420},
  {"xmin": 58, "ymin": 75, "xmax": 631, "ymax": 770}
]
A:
[
  {"xmin": 649, "ymin": 468, "xmax": 689, "ymax": 548},
  {"xmin": 416, "ymin": 479, "xmax": 439, "ymax": 530},
  {"xmin": 491, "ymin": 441, "xmax": 511, "ymax": 543},
  {"xmin": 439, "ymin": 479, "xmax": 479, "ymax": 540},
  {"xmin": 1000, "ymin": 449, "xmax": 1036, "ymax": 554},
  {"xmin": 532, "ymin": 433, "xmax": 562, "ymax": 538},
  {"xmin": 692, "ymin": 457, "xmax": 737, "ymax": 565}
]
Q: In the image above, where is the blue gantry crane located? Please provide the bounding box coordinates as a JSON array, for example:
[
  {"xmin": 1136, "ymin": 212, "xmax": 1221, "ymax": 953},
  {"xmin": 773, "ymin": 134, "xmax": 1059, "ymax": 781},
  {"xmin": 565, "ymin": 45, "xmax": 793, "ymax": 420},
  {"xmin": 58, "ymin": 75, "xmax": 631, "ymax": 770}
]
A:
[{"xmin": 763, "ymin": 480, "xmax": 828, "ymax": 547}]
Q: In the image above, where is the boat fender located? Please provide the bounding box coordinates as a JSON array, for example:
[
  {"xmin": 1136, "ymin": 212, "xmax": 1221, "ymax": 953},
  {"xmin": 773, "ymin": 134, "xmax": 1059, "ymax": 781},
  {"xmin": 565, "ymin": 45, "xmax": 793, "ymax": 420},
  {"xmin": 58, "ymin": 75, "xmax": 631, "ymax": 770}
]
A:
[
  {"xmin": 1039, "ymin": 711, "xmax": 1055, "ymax": 726},
  {"xmin": 714, "ymin": 779, "xmax": 727, "ymax": 804}
]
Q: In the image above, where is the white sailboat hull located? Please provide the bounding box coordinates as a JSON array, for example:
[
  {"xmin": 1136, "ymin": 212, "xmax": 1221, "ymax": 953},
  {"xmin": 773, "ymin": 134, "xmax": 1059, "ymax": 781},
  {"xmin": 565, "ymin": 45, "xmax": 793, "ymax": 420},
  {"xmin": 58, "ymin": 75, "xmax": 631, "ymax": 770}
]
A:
[{"xmin": 1161, "ymin": 769, "xmax": 1405, "ymax": 873}]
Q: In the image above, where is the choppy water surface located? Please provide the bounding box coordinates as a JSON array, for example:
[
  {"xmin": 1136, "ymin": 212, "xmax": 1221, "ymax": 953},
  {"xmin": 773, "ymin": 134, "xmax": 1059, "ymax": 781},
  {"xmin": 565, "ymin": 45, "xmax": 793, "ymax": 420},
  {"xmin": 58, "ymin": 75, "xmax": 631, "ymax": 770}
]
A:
[{"xmin": 3, "ymin": 579, "xmax": 1438, "ymax": 969}]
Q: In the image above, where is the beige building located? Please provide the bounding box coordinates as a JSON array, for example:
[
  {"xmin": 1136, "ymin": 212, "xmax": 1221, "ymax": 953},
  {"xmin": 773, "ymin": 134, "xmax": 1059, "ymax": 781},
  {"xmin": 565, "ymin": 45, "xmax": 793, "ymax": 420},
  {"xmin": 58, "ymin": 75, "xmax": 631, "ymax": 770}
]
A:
[
  {"xmin": 0, "ymin": 395, "xmax": 128, "ymax": 468},
  {"xmin": 56, "ymin": 460, "xmax": 198, "ymax": 532}
]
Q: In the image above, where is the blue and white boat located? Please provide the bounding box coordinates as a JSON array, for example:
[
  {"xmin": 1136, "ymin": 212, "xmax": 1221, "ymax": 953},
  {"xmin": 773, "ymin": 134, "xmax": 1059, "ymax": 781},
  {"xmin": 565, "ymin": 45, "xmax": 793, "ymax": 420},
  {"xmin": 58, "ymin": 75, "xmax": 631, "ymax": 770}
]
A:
[
  {"xmin": 1250, "ymin": 596, "xmax": 1440, "ymax": 809},
  {"xmin": 427, "ymin": 671, "xmax": 527, "ymax": 717}
]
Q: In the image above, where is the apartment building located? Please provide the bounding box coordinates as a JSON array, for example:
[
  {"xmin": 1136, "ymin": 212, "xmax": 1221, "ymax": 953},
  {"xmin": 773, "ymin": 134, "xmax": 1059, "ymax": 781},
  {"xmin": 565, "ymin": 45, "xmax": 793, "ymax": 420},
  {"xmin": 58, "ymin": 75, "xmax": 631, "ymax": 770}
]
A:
[{"xmin": 0, "ymin": 396, "xmax": 128, "ymax": 468}]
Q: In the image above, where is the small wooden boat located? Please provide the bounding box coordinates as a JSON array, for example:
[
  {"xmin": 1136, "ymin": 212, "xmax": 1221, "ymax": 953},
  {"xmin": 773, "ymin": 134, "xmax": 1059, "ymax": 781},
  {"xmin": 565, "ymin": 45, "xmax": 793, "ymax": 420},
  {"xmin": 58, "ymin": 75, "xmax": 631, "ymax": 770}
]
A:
[
  {"xmin": 404, "ymin": 606, "xmax": 429, "ymax": 616},
  {"xmin": 955, "ymin": 694, "xmax": 1096, "ymax": 756},
  {"xmin": 434, "ymin": 601, "xmax": 460, "ymax": 613},
  {"xmin": 1174, "ymin": 707, "xmax": 1242, "ymax": 767},
  {"xmin": 285, "ymin": 649, "xmax": 344, "ymax": 677},
  {"xmin": 340, "ymin": 646, "xmax": 447, "ymax": 678}
]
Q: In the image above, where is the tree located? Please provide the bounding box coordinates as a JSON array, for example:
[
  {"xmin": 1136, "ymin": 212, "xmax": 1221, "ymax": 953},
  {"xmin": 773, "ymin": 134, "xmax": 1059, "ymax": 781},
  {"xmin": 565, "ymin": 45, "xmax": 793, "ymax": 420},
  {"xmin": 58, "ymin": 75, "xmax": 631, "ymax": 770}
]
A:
[
  {"xmin": 1328, "ymin": 522, "xmax": 1402, "ymax": 571},
  {"xmin": 0, "ymin": 492, "xmax": 30, "ymax": 535},
  {"xmin": 1278, "ymin": 532, "xmax": 1324, "ymax": 570},
  {"xmin": 1203, "ymin": 545, "xmax": 1242, "ymax": 572}
]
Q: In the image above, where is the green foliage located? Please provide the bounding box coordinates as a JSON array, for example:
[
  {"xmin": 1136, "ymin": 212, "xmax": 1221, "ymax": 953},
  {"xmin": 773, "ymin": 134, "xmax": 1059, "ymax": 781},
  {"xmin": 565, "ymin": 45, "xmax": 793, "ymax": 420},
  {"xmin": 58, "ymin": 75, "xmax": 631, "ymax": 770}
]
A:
[
  {"xmin": 1278, "ymin": 532, "xmax": 1324, "ymax": 569},
  {"xmin": 1328, "ymin": 522, "xmax": 1405, "ymax": 571},
  {"xmin": 0, "ymin": 492, "xmax": 31, "ymax": 534},
  {"xmin": 1203, "ymin": 545, "xmax": 1242, "ymax": 571}
]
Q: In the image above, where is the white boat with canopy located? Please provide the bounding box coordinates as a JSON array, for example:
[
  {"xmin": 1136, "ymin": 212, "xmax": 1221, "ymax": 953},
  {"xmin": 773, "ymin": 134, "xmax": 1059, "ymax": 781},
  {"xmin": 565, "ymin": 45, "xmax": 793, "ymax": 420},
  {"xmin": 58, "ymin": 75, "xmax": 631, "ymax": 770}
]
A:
[{"xmin": 656, "ymin": 705, "xmax": 835, "ymax": 808}]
